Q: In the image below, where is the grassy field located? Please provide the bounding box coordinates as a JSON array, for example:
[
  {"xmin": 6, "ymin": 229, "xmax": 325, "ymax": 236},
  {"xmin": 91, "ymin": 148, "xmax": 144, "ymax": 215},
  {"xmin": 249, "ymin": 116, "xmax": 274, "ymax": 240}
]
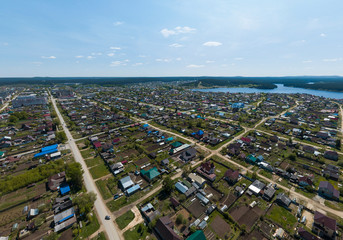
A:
[
  {"xmin": 76, "ymin": 212, "xmax": 100, "ymax": 240},
  {"xmin": 95, "ymin": 179, "xmax": 113, "ymax": 200},
  {"xmin": 85, "ymin": 157, "xmax": 103, "ymax": 168},
  {"xmin": 124, "ymin": 223, "xmax": 153, "ymax": 240},
  {"xmin": 91, "ymin": 232, "xmax": 107, "ymax": 240},
  {"xmin": 115, "ymin": 210, "xmax": 135, "ymax": 230},
  {"xmin": 81, "ymin": 148, "xmax": 97, "ymax": 159},
  {"xmin": 266, "ymin": 205, "xmax": 297, "ymax": 234},
  {"xmin": 89, "ymin": 164, "xmax": 111, "ymax": 179}
]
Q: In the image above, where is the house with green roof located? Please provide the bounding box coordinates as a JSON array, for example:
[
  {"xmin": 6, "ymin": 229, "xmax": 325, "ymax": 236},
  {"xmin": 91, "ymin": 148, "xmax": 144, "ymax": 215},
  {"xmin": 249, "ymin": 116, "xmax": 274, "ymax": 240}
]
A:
[
  {"xmin": 0, "ymin": 151, "xmax": 5, "ymax": 158},
  {"xmin": 171, "ymin": 141, "xmax": 183, "ymax": 148},
  {"xmin": 186, "ymin": 230, "xmax": 206, "ymax": 240},
  {"xmin": 141, "ymin": 167, "xmax": 160, "ymax": 182},
  {"xmin": 246, "ymin": 154, "xmax": 257, "ymax": 164}
]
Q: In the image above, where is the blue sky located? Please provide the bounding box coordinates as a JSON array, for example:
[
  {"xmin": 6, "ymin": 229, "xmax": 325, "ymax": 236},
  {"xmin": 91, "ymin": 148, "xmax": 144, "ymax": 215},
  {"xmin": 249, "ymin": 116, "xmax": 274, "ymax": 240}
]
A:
[{"xmin": 1, "ymin": 0, "xmax": 343, "ymax": 77}]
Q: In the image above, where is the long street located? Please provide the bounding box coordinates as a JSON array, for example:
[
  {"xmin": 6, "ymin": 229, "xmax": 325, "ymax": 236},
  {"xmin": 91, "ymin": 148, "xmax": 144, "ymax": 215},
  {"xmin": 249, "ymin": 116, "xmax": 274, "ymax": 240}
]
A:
[{"xmin": 51, "ymin": 95, "xmax": 122, "ymax": 240}]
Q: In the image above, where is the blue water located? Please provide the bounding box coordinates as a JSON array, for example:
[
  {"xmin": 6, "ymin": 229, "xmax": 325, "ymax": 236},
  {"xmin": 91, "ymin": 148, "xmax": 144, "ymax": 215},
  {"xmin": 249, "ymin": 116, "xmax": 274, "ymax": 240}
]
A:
[{"xmin": 193, "ymin": 84, "xmax": 343, "ymax": 99}]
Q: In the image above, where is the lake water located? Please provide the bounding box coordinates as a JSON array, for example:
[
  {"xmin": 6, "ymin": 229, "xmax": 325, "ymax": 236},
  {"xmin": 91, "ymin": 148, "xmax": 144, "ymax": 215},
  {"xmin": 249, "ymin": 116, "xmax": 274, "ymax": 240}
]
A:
[{"xmin": 193, "ymin": 84, "xmax": 343, "ymax": 99}]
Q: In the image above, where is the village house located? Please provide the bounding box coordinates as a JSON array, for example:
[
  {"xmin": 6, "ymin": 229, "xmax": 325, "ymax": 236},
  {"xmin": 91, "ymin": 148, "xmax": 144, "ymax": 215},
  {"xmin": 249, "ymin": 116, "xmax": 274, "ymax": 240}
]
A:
[
  {"xmin": 224, "ymin": 169, "xmax": 240, "ymax": 185},
  {"xmin": 154, "ymin": 216, "xmax": 181, "ymax": 240},
  {"xmin": 318, "ymin": 181, "xmax": 339, "ymax": 201},
  {"xmin": 48, "ymin": 172, "xmax": 66, "ymax": 191},
  {"xmin": 196, "ymin": 161, "xmax": 216, "ymax": 181},
  {"xmin": 312, "ymin": 211, "xmax": 337, "ymax": 240}
]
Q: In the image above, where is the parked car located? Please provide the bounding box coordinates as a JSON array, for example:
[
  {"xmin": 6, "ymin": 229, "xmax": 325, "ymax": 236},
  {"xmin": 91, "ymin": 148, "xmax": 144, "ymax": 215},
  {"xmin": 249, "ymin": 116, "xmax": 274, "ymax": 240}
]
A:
[{"xmin": 105, "ymin": 215, "xmax": 111, "ymax": 220}]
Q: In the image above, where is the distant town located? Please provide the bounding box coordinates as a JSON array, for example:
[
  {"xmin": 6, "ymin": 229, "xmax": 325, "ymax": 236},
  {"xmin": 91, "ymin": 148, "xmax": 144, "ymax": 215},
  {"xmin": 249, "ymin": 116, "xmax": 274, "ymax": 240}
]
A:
[{"xmin": 0, "ymin": 81, "xmax": 342, "ymax": 240}]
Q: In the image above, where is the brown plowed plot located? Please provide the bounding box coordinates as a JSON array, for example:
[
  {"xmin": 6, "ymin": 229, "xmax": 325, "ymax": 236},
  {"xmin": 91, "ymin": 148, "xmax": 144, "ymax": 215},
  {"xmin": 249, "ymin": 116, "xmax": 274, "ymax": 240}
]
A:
[
  {"xmin": 221, "ymin": 193, "xmax": 237, "ymax": 208},
  {"xmin": 146, "ymin": 144, "xmax": 160, "ymax": 152},
  {"xmin": 115, "ymin": 149, "xmax": 139, "ymax": 159},
  {"xmin": 279, "ymin": 161, "xmax": 290, "ymax": 170},
  {"xmin": 260, "ymin": 221, "xmax": 273, "ymax": 236},
  {"xmin": 241, "ymin": 229, "xmax": 268, "ymax": 240},
  {"xmin": 229, "ymin": 205, "xmax": 263, "ymax": 231},
  {"xmin": 135, "ymin": 157, "xmax": 150, "ymax": 167},
  {"xmin": 0, "ymin": 203, "xmax": 26, "ymax": 227},
  {"xmin": 210, "ymin": 215, "xmax": 231, "ymax": 239},
  {"xmin": 187, "ymin": 199, "xmax": 206, "ymax": 218},
  {"xmin": 204, "ymin": 185, "xmax": 223, "ymax": 202}
]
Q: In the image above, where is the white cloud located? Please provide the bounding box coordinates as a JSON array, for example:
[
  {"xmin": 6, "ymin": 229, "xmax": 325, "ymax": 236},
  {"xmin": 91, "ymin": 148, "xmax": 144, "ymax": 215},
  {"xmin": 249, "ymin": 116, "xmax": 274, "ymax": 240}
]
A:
[
  {"xmin": 302, "ymin": 60, "xmax": 312, "ymax": 63},
  {"xmin": 113, "ymin": 21, "xmax": 123, "ymax": 26},
  {"xmin": 110, "ymin": 46, "xmax": 121, "ymax": 50},
  {"xmin": 2, "ymin": 42, "xmax": 8, "ymax": 46},
  {"xmin": 133, "ymin": 62, "xmax": 143, "ymax": 66},
  {"xmin": 156, "ymin": 58, "xmax": 171, "ymax": 62},
  {"xmin": 107, "ymin": 53, "xmax": 115, "ymax": 57},
  {"xmin": 234, "ymin": 57, "xmax": 244, "ymax": 61},
  {"xmin": 322, "ymin": 58, "xmax": 342, "ymax": 62},
  {"xmin": 187, "ymin": 64, "xmax": 204, "ymax": 68},
  {"xmin": 110, "ymin": 60, "xmax": 129, "ymax": 67},
  {"xmin": 160, "ymin": 26, "xmax": 196, "ymax": 38},
  {"xmin": 91, "ymin": 52, "xmax": 102, "ymax": 56},
  {"xmin": 176, "ymin": 57, "xmax": 182, "ymax": 61},
  {"xmin": 138, "ymin": 55, "xmax": 147, "ymax": 58},
  {"xmin": 87, "ymin": 56, "xmax": 95, "ymax": 60},
  {"xmin": 206, "ymin": 60, "xmax": 215, "ymax": 63},
  {"xmin": 320, "ymin": 33, "xmax": 326, "ymax": 37},
  {"xmin": 41, "ymin": 56, "xmax": 56, "ymax": 59},
  {"xmin": 169, "ymin": 43, "xmax": 183, "ymax": 48},
  {"xmin": 203, "ymin": 41, "xmax": 222, "ymax": 47},
  {"xmin": 75, "ymin": 55, "xmax": 84, "ymax": 58}
]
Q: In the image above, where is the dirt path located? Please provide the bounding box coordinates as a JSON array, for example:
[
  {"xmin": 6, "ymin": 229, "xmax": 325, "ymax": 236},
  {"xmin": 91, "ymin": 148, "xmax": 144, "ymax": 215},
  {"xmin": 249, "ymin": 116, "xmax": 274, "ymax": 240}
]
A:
[{"xmin": 121, "ymin": 206, "xmax": 144, "ymax": 232}]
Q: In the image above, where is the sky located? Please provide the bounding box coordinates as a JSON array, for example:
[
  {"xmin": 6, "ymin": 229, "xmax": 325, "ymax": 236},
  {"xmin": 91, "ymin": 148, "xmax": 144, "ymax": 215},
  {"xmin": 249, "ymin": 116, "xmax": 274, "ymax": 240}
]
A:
[{"xmin": 1, "ymin": 0, "xmax": 343, "ymax": 77}]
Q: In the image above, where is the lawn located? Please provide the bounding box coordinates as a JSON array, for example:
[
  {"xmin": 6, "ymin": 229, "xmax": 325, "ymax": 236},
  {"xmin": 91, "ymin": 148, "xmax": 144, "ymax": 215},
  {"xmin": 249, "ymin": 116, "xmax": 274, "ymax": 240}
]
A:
[
  {"xmin": 116, "ymin": 210, "xmax": 135, "ymax": 230},
  {"xmin": 76, "ymin": 212, "xmax": 100, "ymax": 240},
  {"xmin": 95, "ymin": 179, "xmax": 113, "ymax": 200},
  {"xmin": 81, "ymin": 149, "xmax": 97, "ymax": 159},
  {"xmin": 89, "ymin": 164, "xmax": 111, "ymax": 179},
  {"xmin": 124, "ymin": 223, "xmax": 153, "ymax": 240},
  {"xmin": 91, "ymin": 232, "xmax": 107, "ymax": 240},
  {"xmin": 85, "ymin": 157, "xmax": 103, "ymax": 168},
  {"xmin": 266, "ymin": 205, "xmax": 297, "ymax": 234}
]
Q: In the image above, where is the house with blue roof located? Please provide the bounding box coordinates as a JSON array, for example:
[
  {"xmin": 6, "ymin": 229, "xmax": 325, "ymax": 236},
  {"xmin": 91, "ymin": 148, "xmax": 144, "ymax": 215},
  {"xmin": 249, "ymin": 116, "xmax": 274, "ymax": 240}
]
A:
[
  {"xmin": 126, "ymin": 184, "xmax": 140, "ymax": 196},
  {"xmin": 59, "ymin": 183, "xmax": 70, "ymax": 195},
  {"xmin": 175, "ymin": 182, "xmax": 188, "ymax": 194}
]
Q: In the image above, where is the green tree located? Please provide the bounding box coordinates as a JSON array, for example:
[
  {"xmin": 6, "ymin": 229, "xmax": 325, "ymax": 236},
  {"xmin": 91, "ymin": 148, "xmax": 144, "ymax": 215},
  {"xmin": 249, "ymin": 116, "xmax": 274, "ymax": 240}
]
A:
[
  {"xmin": 74, "ymin": 192, "xmax": 97, "ymax": 215},
  {"xmin": 162, "ymin": 176, "xmax": 174, "ymax": 195},
  {"xmin": 176, "ymin": 214, "xmax": 184, "ymax": 225},
  {"xmin": 66, "ymin": 162, "xmax": 83, "ymax": 191},
  {"xmin": 336, "ymin": 139, "xmax": 341, "ymax": 150},
  {"xmin": 56, "ymin": 131, "xmax": 67, "ymax": 143},
  {"xmin": 288, "ymin": 153, "xmax": 296, "ymax": 161},
  {"xmin": 9, "ymin": 115, "xmax": 18, "ymax": 123}
]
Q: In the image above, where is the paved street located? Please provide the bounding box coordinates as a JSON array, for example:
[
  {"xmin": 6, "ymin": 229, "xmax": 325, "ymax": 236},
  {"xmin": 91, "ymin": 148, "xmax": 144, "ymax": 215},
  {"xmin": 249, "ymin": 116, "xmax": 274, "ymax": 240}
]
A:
[{"xmin": 51, "ymin": 96, "xmax": 122, "ymax": 240}]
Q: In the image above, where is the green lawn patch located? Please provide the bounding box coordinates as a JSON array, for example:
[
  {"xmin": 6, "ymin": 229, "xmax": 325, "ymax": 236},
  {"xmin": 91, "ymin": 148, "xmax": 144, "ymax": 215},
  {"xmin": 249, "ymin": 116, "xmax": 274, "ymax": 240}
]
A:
[
  {"xmin": 95, "ymin": 179, "xmax": 113, "ymax": 200},
  {"xmin": 124, "ymin": 223, "xmax": 151, "ymax": 240},
  {"xmin": 85, "ymin": 157, "xmax": 103, "ymax": 168},
  {"xmin": 76, "ymin": 212, "xmax": 100, "ymax": 240},
  {"xmin": 116, "ymin": 210, "xmax": 135, "ymax": 230},
  {"xmin": 266, "ymin": 205, "xmax": 297, "ymax": 234},
  {"xmin": 91, "ymin": 231, "xmax": 106, "ymax": 240},
  {"xmin": 81, "ymin": 149, "xmax": 96, "ymax": 159},
  {"xmin": 89, "ymin": 164, "xmax": 111, "ymax": 179}
]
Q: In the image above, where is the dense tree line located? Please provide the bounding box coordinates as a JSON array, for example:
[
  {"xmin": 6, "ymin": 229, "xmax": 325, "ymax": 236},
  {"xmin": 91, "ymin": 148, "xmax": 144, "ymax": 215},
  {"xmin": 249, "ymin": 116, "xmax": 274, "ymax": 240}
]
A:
[
  {"xmin": 1, "ymin": 76, "xmax": 342, "ymax": 87},
  {"xmin": 9, "ymin": 111, "xmax": 29, "ymax": 123},
  {"xmin": 0, "ymin": 159, "xmax": 65, "ymax": 195}
]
